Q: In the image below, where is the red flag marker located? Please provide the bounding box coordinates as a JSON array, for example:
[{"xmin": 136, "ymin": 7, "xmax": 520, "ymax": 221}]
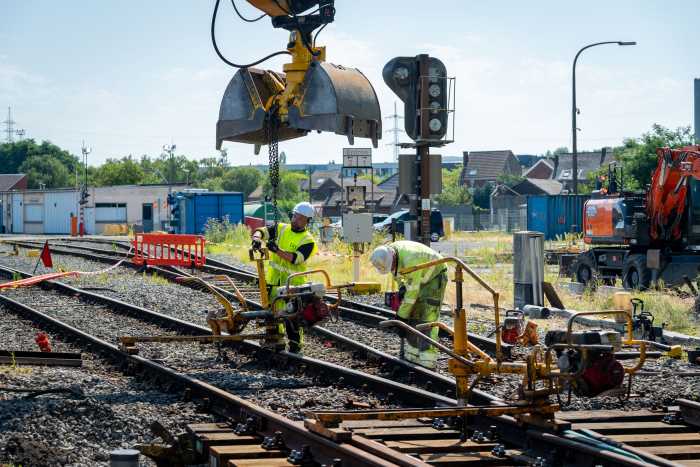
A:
[{"xmin": 40, "ymin": 241, "xmax": 53, "ymax": 268}]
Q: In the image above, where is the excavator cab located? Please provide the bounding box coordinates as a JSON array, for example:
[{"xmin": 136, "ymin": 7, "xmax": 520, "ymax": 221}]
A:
[{"xmin": 215, "ymin": 0, "xmax": 381, "ymax": 151}]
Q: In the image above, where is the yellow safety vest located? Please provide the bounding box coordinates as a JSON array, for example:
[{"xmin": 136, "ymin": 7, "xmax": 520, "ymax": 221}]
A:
[
  {"xmin": 392, "ymin": 240, "xmax": 447, "ymax": 319},
  {"xmin": 266, "ymin": 223, "xmax": 318, "ymax": 287}
]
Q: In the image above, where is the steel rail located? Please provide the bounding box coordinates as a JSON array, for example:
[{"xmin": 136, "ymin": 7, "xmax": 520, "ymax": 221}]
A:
[
  {"xmin": 0, "ymin": 263, "xmax": 455, "ymax": 408},
  {"xmin": 0, "ymin": 241, "xmax": 682, "ymax": 466},
  {"xmin": 0, "ymin": 288, "xmax": 418, "ymax": 466},
  {"xmin": 7, "ymin": 238, "xmax": 510, "ymax": 357},
  {"xmin": 4, "ymin": 240, "xmax": 509, "ymax": 393}
]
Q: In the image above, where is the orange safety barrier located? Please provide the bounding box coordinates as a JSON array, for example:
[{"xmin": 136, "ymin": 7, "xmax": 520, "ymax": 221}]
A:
[{"xmin": 132, "ymin": 233, "xmax": 206, "ymax": 267}]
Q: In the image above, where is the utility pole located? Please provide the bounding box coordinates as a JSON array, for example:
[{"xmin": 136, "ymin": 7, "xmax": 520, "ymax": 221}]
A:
[
  {"xmin": 417, "ymin": 54, "xmax": 431, "ymax": 246},
  {"xmin": 307, "ymin": 165, "xmax": 313, "ymax": 203},
  {"xmin": 385, "ymin": 102, "xmax": 404, "ymax": 161},
  {"xmin": 163, "ymin": 143, "xmax": 177, "ymax": 195},
  {"xmin": 3, "ymin": 107, "xmax": 16, "ymax": 143},
  {"xmin": 80, "ymin": 142, "xmax": 92, "ymax": 237},
  {"xmin": 15, "ymin": 129, "xmax": 26, "ymax": 140}
]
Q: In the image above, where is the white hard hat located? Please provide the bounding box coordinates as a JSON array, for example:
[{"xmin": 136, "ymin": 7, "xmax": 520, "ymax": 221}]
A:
[
  {"xmin": 370, "ymin": 246, "xmax": 395, "ymax": 275},
  {"xmin": 292, "ymin": 202, "xmax": 315, "ymax": 219}
]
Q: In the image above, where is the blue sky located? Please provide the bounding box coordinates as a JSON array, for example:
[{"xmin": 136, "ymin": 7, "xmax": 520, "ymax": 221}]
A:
[{"xmin": 2, "ymin": 1, "xmax": 698, "ymax": 165}]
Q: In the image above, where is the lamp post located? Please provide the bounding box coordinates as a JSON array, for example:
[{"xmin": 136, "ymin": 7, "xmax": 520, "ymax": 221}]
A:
[
  {"xmin": 572, "ymin": 41, "xmax": 636, "ymax": 194},
  {"xmin": 163, "ymin": 143, "xmax": 176, "ymax": 195}
]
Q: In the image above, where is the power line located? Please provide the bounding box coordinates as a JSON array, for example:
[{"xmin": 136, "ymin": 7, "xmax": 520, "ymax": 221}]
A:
[
  {"xmin": 3, "ymin": 107, "xmax": 16, "ymax": 143},
  {"xmin": 384, "ymin": 101, "xmax": 404, "ymax": 161}
]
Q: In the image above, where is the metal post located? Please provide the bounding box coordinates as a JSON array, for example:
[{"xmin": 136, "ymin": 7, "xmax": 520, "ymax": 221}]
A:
[
  {"xmin": 572, "ymin": 41, "xmax": 636, "ymax": 194},
  {"xmin": 418, "ymin": 54, "xmax": 431, "ymax": 246},
  {"xmin": 694, "ymin": 78, "xmax": 700, "ymax": 144},
  {"xmin": 352, "ymin": 243, "xmax": 360, "ymax": 282}
]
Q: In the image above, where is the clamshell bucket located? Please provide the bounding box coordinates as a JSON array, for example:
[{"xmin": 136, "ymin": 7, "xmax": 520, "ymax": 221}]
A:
[{"xmin": 216, "ymin": 62, "xmax": 381, "ymax": 149}]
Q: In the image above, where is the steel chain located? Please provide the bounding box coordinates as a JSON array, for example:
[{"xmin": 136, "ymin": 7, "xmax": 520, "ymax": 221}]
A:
[{"xmin": 266, "ymin": 112, "xmax": 280, "ymax": 220}]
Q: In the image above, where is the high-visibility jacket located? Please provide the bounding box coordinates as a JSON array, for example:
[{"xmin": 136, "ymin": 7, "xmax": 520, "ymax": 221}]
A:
[
  {"xmin": 391, "ymin": 240, "xmax": 447, "ymax": 320},
  {"xmin": 255, "ymin": 223, "xmax": 318, "ymax": 287}
]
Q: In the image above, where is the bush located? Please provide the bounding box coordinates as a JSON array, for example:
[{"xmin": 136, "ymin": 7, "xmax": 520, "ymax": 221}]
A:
[{"xmin": 204, "ymin": 217, "xmax": 250, "ymax": 246}]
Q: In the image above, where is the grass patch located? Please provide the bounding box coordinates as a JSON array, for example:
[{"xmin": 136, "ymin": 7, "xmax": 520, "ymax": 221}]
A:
[{"xmin": 142, "ymin": 272, "xmax": 170, "ymax": 286}]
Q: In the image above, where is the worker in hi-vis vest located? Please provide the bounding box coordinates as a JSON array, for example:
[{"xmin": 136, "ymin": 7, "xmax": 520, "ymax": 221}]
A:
[
  {"xmin": 370, "ymin": 241, "xmax": 447, "ymax": 369},
  {"xmin": 252, "ymin": 202, "xmax": 318, "ymax": 353}
]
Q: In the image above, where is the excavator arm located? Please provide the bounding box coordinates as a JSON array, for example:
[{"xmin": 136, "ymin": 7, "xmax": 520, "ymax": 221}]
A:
[
  {"xmin": 647, "ymin": 146, "xmax": 700, "ymax": 241},
  {"xmin": 215, "ymin": 0, "xmax": 381, "ymax": 151}
]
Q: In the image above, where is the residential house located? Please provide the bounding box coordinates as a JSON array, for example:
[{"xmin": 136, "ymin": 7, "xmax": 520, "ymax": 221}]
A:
[
  {"xmin": 552, "ymin": 148, "xmax": 614, "ymax": 191},
  {"xmin": 319, "ymin": 177, "xmax": 401, "ymax": 217},
  {"xmin": 523, "ymin": 159, "xmax": 555, "ymax": 179},
  {"xmin": 299, "ymin": 170, "xmax": 342, "ymax": 202},
  {"xmin": 491, "ymin": 178, "xmax": 563, "ymax": 211},
  {"xmin": 460, "ymin": 150, "xmax": 522, "ymax": 187},
  {"xmin": 0, "ymin": 174, "xmax": 28, "ymax": 191}
]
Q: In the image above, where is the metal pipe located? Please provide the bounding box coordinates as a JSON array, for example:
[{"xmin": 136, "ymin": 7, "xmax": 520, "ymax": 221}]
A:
[
  {"xmin": 416, "ymin": 321, "xmax": 493, "ymax": 362},
  {"xmin": 379, "ymin": 320, "xmax": 476, "ymax": 369}
]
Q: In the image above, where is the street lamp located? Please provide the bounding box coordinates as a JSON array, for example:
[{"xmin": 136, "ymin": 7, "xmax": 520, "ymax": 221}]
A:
[
  {"xmin": 163, "ymin": 143, "xmax": 176, "ymax": 194},
  {"xmin": 571, "ymin": 41, "xmax": 636, "ymax": 194}
]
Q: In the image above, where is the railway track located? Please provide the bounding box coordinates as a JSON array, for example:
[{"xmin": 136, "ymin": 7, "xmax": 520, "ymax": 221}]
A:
[
  {"xmin": 0, "ymin": 239, "xmax": 510, "ymax": 396},
  {"xmin": 2, "ymin": 238, "xmax": 511, "ymax": 357},
  {"xmin": 3, "ymin": 238, "xmax": 700, "ymax": 465},
  {"xmin": 0, "ymin": 262, "xmax": 452, "ymax": 466}
]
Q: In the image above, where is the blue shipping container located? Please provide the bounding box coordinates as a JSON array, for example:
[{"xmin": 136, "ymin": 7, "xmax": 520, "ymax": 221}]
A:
[
  {"xmin": 527, "ymin": 195, "xmax": 589, "ymax": 240},
  {"xmin": 178, "ymin": 192, "xmax": 244, "ymax": 234}
]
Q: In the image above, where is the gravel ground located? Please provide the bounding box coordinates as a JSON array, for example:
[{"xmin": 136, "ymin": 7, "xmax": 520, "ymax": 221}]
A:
[
  {"xmin": 5, "ymin": 242, "xmax": 700, "ymax": 415},
  {"xmin": 0, "ymin": 306, "xmax": 219, "ymax": 467}
]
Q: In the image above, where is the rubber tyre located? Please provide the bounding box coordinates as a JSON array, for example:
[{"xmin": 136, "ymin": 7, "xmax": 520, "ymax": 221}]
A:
[
  {"xmin": 622, "ymin": 254, "xmax": 651, "ymax": 290},
  {"xmin": 574, "ymin": 252, "xmax": 597, "ymax": 286}
]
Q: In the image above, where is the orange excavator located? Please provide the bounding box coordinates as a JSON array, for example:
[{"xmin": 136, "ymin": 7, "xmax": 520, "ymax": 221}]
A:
[{"xmin": 574, "ymin": 145, "xmax": 700, "ymax": 289}]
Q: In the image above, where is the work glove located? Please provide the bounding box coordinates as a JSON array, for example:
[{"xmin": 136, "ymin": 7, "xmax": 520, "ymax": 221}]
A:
[
  {"xmin": 267, "ymin": 241, "xmax": 279, "ymax": 253},
  {"xmin": 251, "ymin": 238, "xmax": 262, "ymax": 250},
  {"xmin": 398, "ymin": 285, "xmax": 407, "ymax": 301}
]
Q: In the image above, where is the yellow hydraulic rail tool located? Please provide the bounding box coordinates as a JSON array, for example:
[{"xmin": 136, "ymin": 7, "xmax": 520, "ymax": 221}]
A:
[
  {"xmin": 383, "ymin": 257, "xmax": 559, "ymax": 407},
  {"xmin": 213, "ymin": 0, "xmax": 381, "ymax": 152}
]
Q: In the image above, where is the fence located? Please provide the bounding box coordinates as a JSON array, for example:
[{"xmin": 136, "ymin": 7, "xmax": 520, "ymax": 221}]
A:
[{"xmin": 441, "ymin": 207, "xmax": 527, "ymax": 232}]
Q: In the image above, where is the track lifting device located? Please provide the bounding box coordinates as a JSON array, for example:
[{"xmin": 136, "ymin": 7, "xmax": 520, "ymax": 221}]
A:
[
  {"xmin": 305, "ymin": 256, "xmax": 654, "ymax": 435},
  {"xmin": 120, "ymin": 244, "xmax": 379, "ymax": 353}
]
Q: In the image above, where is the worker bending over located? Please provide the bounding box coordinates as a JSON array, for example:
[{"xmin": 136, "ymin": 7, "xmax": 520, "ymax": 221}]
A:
[
  {"xmin": 370, "ymin": 241, "xmax": 447, "ymax": 369},
  {"xmin": 252, "ymin": 202, "xmax": 318, "ymax": 353}
]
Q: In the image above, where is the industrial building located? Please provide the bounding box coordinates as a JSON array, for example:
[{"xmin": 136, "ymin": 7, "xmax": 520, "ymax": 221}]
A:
[{"xmin": 0, "ymin": 183, "xmax": 189, "ymax": 235}]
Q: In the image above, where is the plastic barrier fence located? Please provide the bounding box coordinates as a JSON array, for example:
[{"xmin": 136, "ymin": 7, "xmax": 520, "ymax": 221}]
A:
[{"xmin": 132, "ymin": 233, "xmax": 206, "ymax": 267}]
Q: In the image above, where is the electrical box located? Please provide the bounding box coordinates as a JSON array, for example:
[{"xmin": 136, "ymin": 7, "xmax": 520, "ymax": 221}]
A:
[
  {"xmin": 398, "ymin": 154, "xmax": 442, "ymax": 195},
  {"xmin": 342, "ymin": 212, "xmax": 373, "ymax": 243}
]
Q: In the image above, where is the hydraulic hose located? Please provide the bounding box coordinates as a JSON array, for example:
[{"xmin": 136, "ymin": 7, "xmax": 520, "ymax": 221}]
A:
[{"xmin": 211, "ymin": 0, "xmax": 291, "ymax": 69}]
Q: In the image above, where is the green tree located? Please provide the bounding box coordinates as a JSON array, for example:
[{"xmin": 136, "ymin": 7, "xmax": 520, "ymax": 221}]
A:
[
  {"xmin": 200, "ymin": 177, "xmax": 225, "ymax": 192},
  {"xmin": 472, "ymin": 182, "xmax": 495, "ymax": 210},
  {"xmin": 0, "ymin": 139, "xmax": 79, "ymax": 177},
  {"xmin": 93, "ymin": 156, "xmax": 144, "ymax": 186},
  {"xmin": 435, "ymin": 166, "xmax": 471, "ymax": 207},
  {"xmin": 615, "ymin": 124, "xmax": 695, "ymax": 190},
  {"xmin": 262, "ymin": 170, "xmax": 306, "ymax": 218},
  {"xmin": 495, "ymin": 173, "xmax": 524, "ymax": 187},
  {"xmin": 19, "ymin": 155, "xmax": 73, "ymax": 188},
  {"xmin": 222, "ymin": 166, "xmax": 262, "ymax": 198}
]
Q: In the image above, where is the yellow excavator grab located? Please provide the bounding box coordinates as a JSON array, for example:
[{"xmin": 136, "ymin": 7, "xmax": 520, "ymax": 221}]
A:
[{"xmin": 214, "ymin": 0, "xmax": 382, "ymax": 150}]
